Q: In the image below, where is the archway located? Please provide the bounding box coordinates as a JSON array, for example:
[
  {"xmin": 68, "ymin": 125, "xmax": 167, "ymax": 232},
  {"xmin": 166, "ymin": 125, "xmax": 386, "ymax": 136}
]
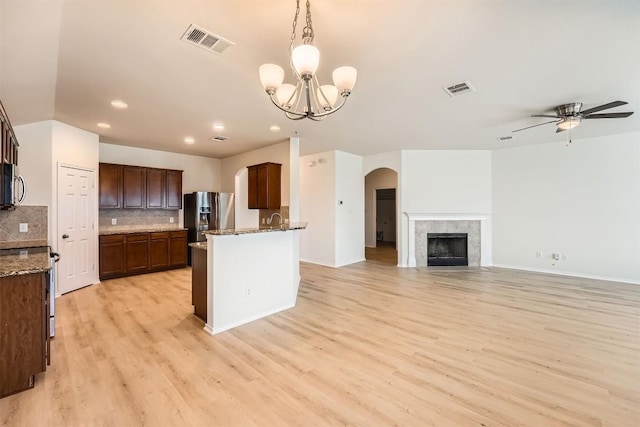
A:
[{"xmin": 364, "ymin": 168, "xmax": 398, "ymax": 264}]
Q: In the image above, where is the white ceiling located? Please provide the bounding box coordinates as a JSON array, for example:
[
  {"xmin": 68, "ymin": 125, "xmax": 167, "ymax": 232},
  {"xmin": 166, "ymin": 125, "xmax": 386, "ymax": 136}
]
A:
[{"xmin": 1, "ymin": 0, "xmax": 639, "ymax": 158}]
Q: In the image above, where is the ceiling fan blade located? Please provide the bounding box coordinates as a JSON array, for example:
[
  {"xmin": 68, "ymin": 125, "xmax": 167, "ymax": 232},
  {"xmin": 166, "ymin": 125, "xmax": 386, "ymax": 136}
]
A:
[
  {"xmin": 584, "ymin": 112, "xmax": 634, "ymax": 119},
  {"xmin": 531, "ymin": 114, "xmax": 561, "ymax": 118},
  {"xmin": 580, "ymin": 100, "xmax": 627, "ymax": 115},
  {"xmin": 556, "ymin": 127, "xmax": 567, "ymax": 133},
  {"xmin": 512, "ymin": 119, "xmax": 561, "ymax": 133}
]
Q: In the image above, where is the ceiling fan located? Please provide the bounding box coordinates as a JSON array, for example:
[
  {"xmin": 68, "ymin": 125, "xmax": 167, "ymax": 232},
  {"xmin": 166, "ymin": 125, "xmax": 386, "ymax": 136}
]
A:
[{"xmin": 513, "ymin": 101, "xmax": 634, "ymax": 133}]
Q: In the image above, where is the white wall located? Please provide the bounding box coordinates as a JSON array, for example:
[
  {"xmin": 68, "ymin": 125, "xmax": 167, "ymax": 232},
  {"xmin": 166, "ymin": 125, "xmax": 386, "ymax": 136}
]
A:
[
  {"xmin": 492, "ymin": 132, "xmax": 640, "ymax": 283},
  {"xmin": 335, "ymin": 151, "xmax": 365, "ymax": 267},
  {"xmin": 99, "ymin": 143, "xmax": 221, "ymax": 194},
  {"xmin": 221, "ymin": 141, "xmax": 290, "ymax": 204},
  {"xmin": 299, "ymin": 151, "xmax": 335, "ymax": 266},
  {"xmin": 364, "ymin": 168, "xmax": 398, "ymax": 247},
  {"xmin": 14, "ymin": 121, "xmax": 53, "ymax": 207},
  {"xmin": 398, "ymin": 150, "xmax": 492, "ymax": 266}
]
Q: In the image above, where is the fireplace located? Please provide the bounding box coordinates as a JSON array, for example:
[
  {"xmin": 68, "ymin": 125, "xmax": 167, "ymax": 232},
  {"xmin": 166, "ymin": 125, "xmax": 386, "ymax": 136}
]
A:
[{"xmin": 427, "ymin": 233, "xmax": 468, "ymax": 266}]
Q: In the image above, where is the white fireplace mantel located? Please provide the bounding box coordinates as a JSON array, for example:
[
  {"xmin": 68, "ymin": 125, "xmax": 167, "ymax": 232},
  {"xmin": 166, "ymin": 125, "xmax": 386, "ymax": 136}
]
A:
[{"xmin": 404, "ymin": 212, "xmax": 493, "ymax": 267}]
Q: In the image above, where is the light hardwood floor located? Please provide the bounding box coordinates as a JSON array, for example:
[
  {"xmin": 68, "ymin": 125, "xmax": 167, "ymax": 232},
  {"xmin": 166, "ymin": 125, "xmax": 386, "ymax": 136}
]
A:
[{"xmin": 1, "ymin": 262, "xmax": 639, "ymax": 426}]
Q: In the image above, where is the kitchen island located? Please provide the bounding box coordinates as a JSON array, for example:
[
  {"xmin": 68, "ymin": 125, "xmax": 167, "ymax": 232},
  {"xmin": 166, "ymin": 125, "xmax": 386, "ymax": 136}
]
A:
[{"xmin": 201, "ymin": 222, "xmax": 306, "ymax": 334}]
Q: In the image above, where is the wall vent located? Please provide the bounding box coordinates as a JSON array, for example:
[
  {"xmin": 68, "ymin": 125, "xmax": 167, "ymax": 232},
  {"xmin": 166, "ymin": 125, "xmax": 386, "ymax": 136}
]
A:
[
  {"xmin": 210, "ymin": 135, "xmax": 229, "ymax": 142},
  {"xmin": 181, "ymin": 24, "xmax": 235, "ymax": 55},
  {"xmin": 497, "ymin": 135, "xmax": 514, "ymax": 142},
  {"xmin": 443, "ymin": 81, "xmax": 476, "ymax": 97}
]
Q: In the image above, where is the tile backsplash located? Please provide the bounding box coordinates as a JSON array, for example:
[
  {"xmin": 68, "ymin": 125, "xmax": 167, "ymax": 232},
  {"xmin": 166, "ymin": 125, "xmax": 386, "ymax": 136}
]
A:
[
  {"xmin": 0, "ymin": 205, "xmax": 48, "ymax": 243},
  {"xmin": 259, "ymin": 205, "xmax": 290, "ymax": 227},
  {"xmin": 99, "ymin": 209, "xmax": 179, "ymax": 230}
]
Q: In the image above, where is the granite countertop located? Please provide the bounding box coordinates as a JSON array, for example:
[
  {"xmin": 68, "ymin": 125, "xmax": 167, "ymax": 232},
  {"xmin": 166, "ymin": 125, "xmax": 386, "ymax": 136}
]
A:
[
  {"xmin": 188, "ymin": 241, "xmax": 207, "ymax": 251},
  {"xmin": 0, "ymin": 239, "xmax": 48, "ymax": 250},
  {"xmin": 203, "ymin": 222, "xmax": 308, "ymax": 236},
  {"xmin": 0, "ymin": 247, "xmax": 51, "ymax": 278},
  {"xmin": 99, "ymin": 227, "xmax": 188, "ymax": 235}
]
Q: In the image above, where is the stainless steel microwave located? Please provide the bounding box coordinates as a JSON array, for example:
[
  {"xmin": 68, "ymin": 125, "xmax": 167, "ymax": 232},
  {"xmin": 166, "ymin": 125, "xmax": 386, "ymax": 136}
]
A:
[{"xmin": 1, "ymin": 163, "xmax": 26, "ymax": 208}]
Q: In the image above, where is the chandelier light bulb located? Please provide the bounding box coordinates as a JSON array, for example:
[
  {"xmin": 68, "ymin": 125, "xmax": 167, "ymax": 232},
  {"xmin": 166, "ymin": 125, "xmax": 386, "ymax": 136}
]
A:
[
  {"xmin": 317, "ymin": 85, "xmax": 339, "ymax": 109},
  {"xmin": 276, "ymin": 84, "xmax": 297, "ymax": 108},
  {"xmin": 333, "ymin": 66, "xmax": 357, "ymax": 94},
  {"xmin": 259, "ymin": 64, "xmax": 284, "ymax": 92},
  {"xmin": 291, "ymin": 44, "xmax": 320, "ymax": 76}
]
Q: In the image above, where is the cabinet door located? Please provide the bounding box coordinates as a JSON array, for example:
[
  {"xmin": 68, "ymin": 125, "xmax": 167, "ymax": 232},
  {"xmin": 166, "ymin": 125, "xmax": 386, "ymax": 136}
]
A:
[
  {"xmin": 99, "ymin": 163, "xmax": 123, "ymax": 209},
  {"xmin": 247, "ymin": 165, "xmax": 258, "ymax": 209},
  {"xmin": 0, "ymin": 273, "xmax": 46, "ymax": 398},
  {"xmin": 99, "ymin": 235, "xmax": 126, "ymax": 278},
  {"xmin": 165, "ymin": 170, "xmax": 183, "ymax": 209},
  {"xmin": 123, "ymin": 166, "xmax": 146, "ymax": 209},
  {"xmin": 125, "ymin": 233, "xmax": 149, "ymax": 273},
  {"xmin": 169, "ymin": 231, "xmax": 188, "ymax": 266},
  {"xmin": 256, "ymin": 164, "xmax": 269, "ymax": 208},
  {"xmin": 149, "ymin": 232, "xmax": 170, "ymax": 269},
  {"xmin": 146, "ymin": 168, "xmax": 165, "ymax": 209}
]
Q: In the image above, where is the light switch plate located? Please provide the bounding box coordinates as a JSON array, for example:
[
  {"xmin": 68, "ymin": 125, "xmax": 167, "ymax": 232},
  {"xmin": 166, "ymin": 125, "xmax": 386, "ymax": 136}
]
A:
[
  {"xmin": 19, "ymin": 223, "xmax": 28, "ymax": 232},
  {"xmin": 169, "ymin": 217, "xmax": 174, "ymax": 223}
]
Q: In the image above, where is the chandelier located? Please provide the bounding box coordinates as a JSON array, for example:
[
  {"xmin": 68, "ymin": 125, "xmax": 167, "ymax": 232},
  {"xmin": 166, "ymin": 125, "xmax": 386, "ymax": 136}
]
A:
[{"xmin": 259, "ymin": 0, "xmax": 357, "ymax": 121}]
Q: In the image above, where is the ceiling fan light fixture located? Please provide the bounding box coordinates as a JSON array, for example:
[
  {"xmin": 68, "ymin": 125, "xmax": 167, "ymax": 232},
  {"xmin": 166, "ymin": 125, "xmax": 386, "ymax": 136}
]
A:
[{"xmin": 557, "ymin": 117, "xmax": 582, "ymax": 130}]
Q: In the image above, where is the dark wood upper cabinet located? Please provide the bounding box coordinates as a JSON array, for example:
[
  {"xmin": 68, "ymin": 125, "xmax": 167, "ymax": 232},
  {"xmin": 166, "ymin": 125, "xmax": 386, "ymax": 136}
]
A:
[
  {"xmin": 99, "ymin": 163, "xmax": 123, "ymax": 208},
  {"xmin": 146, "ymin": 168, "xmax": 165, "ymax": 209},
  {"xmin": 166, "ymin": 170, "xmax": 182, "ymax": 209},
  {"xmin": 99, "ymin": 163, "xmax": 182, "ymax": 210},
  {"xmin": 247, "ymin": 162, "xmax": 281, "ymax": 209},
  {"xmin": 123, "ymin": 166, "xmax": 146, "ymax": 209}
]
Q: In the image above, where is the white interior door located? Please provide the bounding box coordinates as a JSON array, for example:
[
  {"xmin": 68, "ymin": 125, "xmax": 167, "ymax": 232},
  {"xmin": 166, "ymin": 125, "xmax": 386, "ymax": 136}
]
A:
[{"xmin": 57, "ymin": 164, "xmax": 97, "ymax": 294}]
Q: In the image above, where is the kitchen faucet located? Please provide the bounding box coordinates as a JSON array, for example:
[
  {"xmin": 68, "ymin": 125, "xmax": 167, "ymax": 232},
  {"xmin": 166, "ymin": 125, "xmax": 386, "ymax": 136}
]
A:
[{"xmin": 267, "ymin": 212, "xmax": 283, "ymax": 226}]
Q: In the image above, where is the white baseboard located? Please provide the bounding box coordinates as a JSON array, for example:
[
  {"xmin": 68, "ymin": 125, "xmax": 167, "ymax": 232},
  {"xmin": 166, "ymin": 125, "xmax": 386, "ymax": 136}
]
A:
[
  {"xmin": 491, "ymin": 263, "xmax": 640, "ymax": 285},
  {"xmin": 206, "ymin": 303, "xmax": 296, "ymax": 335}
]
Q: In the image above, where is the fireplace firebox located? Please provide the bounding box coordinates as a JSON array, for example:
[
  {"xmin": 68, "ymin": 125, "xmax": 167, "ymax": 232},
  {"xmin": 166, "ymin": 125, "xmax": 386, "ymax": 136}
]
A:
[{"xmin": 427, "ymin": 233, "xmax": 468, "ymax": 266}]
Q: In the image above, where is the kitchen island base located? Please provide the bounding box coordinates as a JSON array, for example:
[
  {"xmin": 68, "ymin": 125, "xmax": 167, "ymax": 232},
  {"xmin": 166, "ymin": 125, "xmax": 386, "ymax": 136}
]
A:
[{"xmin": 203, "ymin": 224, "xmax": 305, "ymax": 334}]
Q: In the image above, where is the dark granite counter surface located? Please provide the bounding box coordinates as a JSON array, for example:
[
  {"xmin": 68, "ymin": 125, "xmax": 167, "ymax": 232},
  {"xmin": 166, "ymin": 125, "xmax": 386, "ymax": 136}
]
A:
[
  {"xmin": 188, "ymin": 242, "xmax": 207, "ymax": 251},
  {"xmin": 203, "ymin": 222, "xmax": 307, "ymax": 236},
  {"xmin": 0, "ymin": 246, "xmax": 51, "ymax": 278},
  {"xmin": 99, "ymin": 227, "xmax": 187, "ymax": 236}
]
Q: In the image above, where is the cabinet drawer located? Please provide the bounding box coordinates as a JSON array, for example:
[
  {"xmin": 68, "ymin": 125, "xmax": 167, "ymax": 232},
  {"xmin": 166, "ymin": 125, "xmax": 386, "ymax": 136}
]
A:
[
  {"xmin": 126, "ymin": 233, "xmax": 149, "ymax": 242},
  {"xmin": 150, "ymin": 232, "xmax": 170, "ymax": 239},
  {"xmin": 170, "ymin": 230, "xmax": 188, "ymax": 239},
  {"xmin": 100, "ymin": 234, "xmax": 125, "ymax": 244}
]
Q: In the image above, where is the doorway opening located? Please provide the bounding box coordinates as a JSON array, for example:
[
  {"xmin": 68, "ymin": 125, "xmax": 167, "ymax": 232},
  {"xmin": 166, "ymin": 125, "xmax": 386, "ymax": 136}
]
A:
[{"xmin": 364, "ymin": 168, "xmax": 398, "ymax": 264}]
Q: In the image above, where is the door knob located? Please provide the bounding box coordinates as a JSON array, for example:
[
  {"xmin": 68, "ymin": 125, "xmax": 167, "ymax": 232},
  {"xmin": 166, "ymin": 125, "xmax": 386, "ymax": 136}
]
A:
[{"xmin": 62, "ymin": 234, "xmax": 69, "ymax": 239}]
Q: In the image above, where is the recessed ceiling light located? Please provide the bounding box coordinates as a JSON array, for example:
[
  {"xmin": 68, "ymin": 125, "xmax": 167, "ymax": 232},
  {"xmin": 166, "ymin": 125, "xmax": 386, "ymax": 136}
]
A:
[
  {"xmin": 111, "ymin": 100, "xmax": 128, "ymax": 109},
  {"xmin": 97, "ymin": 122, "xmax": 111, "ymax": 129},
  {"xmin": 270, "ymin": 125, "xmax": 281, "ymax": 132},
  {"xmin": 213, "ymin": 123, "xmax": 225, "ymax": 131},
  {"xmin": 184, "ymin": 137, "xmax": 195, "ymax": 144}
]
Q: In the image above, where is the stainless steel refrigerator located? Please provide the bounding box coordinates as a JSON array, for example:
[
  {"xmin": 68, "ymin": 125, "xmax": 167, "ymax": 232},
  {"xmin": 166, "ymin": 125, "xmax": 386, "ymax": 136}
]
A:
[{"xmin": 184, "ymin": 192, "xmax": 235, "ymax": 264}]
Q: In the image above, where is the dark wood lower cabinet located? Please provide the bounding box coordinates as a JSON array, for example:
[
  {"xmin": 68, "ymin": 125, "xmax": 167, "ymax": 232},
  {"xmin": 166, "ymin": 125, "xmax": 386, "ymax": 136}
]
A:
[
  {"xmin": 0, "ymin": 272, "xmax": 48, "ymax": 398},
  {"xmin": 191, "ymin": 246, "xmax": 207, "ymax": 322},
  {"xmin": 99, "ymin": 230, "xmax": 188, "ymax": 280},
  {"xmin": 149, "ymin": 232, "xmax": 170, "ymax": 269}
]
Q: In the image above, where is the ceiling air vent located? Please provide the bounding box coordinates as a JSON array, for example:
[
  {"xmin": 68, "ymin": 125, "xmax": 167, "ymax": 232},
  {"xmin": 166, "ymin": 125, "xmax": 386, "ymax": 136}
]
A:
[
  {"xmin": 181, "ymin": 24, "xmax": 235, "ymax": 55},
  {"xmin": 210, "ymin": 135, "xmax": 229, "ymax": 142},
  {"xmin": 443, "ymin": 81, "xmax": 476, "ymax": 97},
  {"xmin": 497, "ymin": 135, "xmax": 514, "ymax": 142}
]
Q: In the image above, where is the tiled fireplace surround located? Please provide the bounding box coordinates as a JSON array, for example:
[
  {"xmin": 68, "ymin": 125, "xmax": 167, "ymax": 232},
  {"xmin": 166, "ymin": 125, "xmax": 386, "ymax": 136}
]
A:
[{"xmin": 406, "ymin": 213, "xmax": 492, "ymax": 267}]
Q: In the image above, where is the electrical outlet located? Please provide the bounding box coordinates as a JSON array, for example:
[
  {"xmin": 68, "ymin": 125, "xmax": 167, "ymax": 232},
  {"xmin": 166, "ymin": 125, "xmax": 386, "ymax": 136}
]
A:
[
  {"xmin": 19, "ymin": 223, "xmax": 28, "ymax": 233},
  {"xmin": 262, "ymin": 218, "xmax": 265, "ymax": 225},
  {"xmin": 111, "ymin": 218, "xmax": 117, "ymax": 225},
  {"xmin": 169, "ymin": 217, "xmax": 174, "ymax": 224},
  {"xmin": 536, "ymin": 251, "xmax": 542, "ymax": 258},
  {"xmin": 246, "ymin": 288, "xmax": 251, "ymax": 297}
]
